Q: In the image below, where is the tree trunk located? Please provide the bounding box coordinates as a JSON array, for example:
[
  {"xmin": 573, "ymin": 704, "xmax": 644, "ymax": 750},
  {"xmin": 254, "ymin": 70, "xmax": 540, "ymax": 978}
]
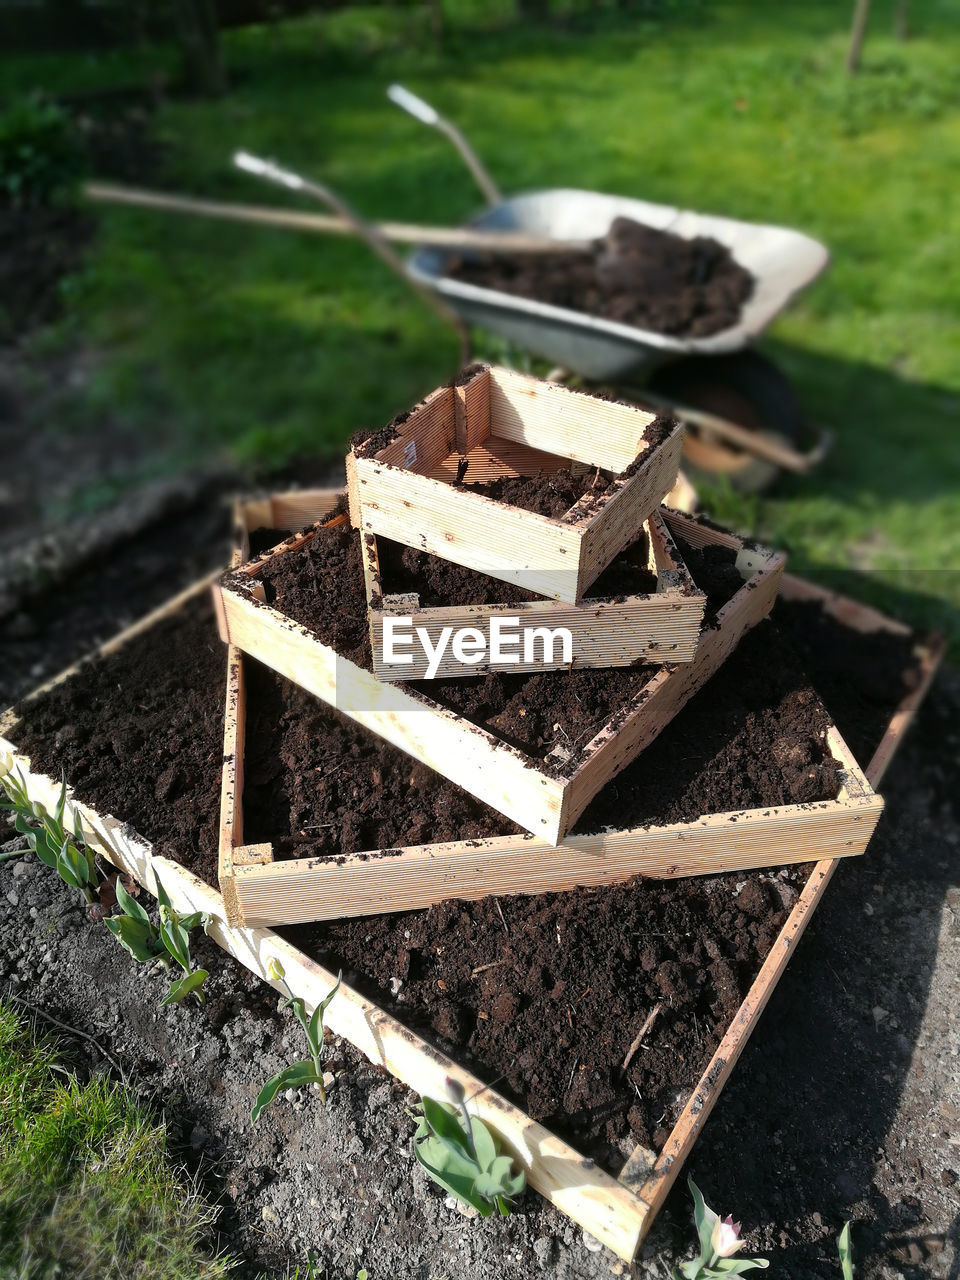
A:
[
  {"xmin": 171, "ymin": 0, "xmax": 226, "ymax": 97},
  {"xmin": 894, "ymin": 0, "xmax": 909, "ymax": 40},
  {"xmin": 846, "ymin": 0, "xmax": 872, "ymax": 74}
]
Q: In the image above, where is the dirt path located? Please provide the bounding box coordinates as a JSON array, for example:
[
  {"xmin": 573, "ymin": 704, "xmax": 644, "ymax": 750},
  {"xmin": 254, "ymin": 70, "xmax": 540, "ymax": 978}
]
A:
[{"xmin": 0, "ymin": 495, "xmax": 957, "ymax": 1279}]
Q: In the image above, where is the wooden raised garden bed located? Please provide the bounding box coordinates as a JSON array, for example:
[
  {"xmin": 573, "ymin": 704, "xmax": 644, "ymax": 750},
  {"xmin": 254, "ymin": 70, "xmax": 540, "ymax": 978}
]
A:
[
  {"xmin": 347, "ymin": 364, "xmax": 685, "ymax": 603},
  {"xmin": 0, "ymin": 565, "xmax": 942, "ymax": 1262},
  {"xmin": 213, "ymin": 509, "xmax": 786, "ymax": 844},
  {"xmin": 361, "ymin": 510, "xmax": 706, "ymax": 679}
]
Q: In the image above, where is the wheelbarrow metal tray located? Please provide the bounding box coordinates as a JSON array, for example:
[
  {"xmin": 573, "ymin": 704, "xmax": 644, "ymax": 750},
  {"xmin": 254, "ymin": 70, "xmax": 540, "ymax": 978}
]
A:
[
  {"xmin": 409, "ymin": 189, "xmax": 830, "ymax": 381},
  {"xmin": 349, "ymin": 364, "xmax": 684, "ymax": 604},
  {"xmin": 362, "ymin": 508, "xmax": 706, "ymax": 679},
  {"xmin": 212, "ymin": 508, "xmax": 785, "ymax": 845},
  {"xmin": 0, "ymin": 565, "xmax": 940, "ymax": 1263}
]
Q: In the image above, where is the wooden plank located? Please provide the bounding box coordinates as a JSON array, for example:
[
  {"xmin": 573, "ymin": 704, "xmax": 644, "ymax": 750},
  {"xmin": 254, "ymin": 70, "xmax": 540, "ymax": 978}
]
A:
[
  {"xmin": 428, "ymin": 436, "xmax": 569, "ymax": 486},
  {"xmin": 354, "ymin": 455, "xmax": 585, "ymax": 602},
  {"xmin": 575, "ymin": 426, "xmax": 685, "ymax": 596},
  {"xmin": 354, "ymin": 365, "xmax": 680, "ymax": 604},
  {"xmin": 453, "ymin": 363, "xmax": 490, "ymax": 455},
  {"xmin": 363, "ymin": 511, "xmax": 705, "ymax": 679},
  {"xmin": 488, "ymin": 366, "xmax": 657, "ymax": 474},
  {"xmin": 372, "ymin": 383, "xmax": 455, "ymax": 477},
  {"xmin": 228, "ymin": 777, "xmax": 880, "ymax": 927},
  {"xmin": 223, "ymin": 507, "xmax": 880, "ymax": 929}
]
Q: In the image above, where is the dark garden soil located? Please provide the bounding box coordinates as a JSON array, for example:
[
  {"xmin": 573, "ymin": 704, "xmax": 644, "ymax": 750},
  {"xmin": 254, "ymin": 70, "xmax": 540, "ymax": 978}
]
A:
[
  {"xmin": 3, "ymin": 511, "xmax": 955, "ymax": 1278},
  {"xmin": 772, "ymin": 598, "xmax": 919, "ymax": 765},
  {"xmin": 456, "ymin": 416, "xmax": 675, "ymax": 520},
  {"xmin": 247, "ymin": 513, "xmax": 743, "ymax": 769},
  {"xmin": 446, "ymin": 217, "xmax": 755, "ymax": 339}
]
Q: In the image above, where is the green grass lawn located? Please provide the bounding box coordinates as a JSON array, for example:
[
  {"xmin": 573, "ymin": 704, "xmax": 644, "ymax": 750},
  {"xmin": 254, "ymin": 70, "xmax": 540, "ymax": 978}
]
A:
[
  {"xmin": 0, "ymin": 999, "xmax": 231, "ymax": 1279},
  {"xmin": 5, "ymin": 0, "xmax": 960, "ymax": 645}
]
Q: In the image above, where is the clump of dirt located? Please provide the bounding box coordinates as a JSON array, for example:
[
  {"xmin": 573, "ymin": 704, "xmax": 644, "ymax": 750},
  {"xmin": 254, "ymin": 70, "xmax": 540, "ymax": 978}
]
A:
[
  {"xmin": 446, "ymin": 216, "xmax": 754, "ymax": 338},
  {"xmin": 463, "ymin": 466, "xmax": 604, "ymax": 519},
  {"xmin": 284, "ymin": 864, "xmax": 806, "ymax": 1163}
]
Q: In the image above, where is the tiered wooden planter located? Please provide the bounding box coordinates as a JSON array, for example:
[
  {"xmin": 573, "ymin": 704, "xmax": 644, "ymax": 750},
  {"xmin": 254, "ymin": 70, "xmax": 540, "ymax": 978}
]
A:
[
  {"xmin": 213, "ymin": 508, "xmax": 785, "ymax": 844},
  {"xmin": 214, "ymin": 491, "xmax": 883, "ymax": 929},
  {"xmin": 0, "ymin": 568, "xmax": 943, "ymax": 1262},
  {"xmin": 347, "ymin": 364, "xmax": 685, "ymax": 603},
  {"xmin": 362, "ymin": 510, "xmax": 706, "ymax": 678}
]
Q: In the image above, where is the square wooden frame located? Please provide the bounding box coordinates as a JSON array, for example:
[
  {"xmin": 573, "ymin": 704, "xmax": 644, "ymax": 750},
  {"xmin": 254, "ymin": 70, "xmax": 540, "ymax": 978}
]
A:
[
  {"xmin": 348, "ymin": 365, "xmax": 685, "ymax": 603},
  {"xmin": 213, "ymin": 508, "xmax": 786, "ymax": 844},
  {"xmin": 362, "ymin": 509, "xmax": 706, "ymax": 679},
  {"xmin": 0, "ymin": 566, "xmax": 942, "ymax": 1263}
]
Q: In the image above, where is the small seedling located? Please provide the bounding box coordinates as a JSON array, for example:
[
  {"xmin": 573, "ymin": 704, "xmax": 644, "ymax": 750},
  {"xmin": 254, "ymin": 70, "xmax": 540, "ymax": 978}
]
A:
[
  {"xmin": 0, "ymin": 769, "xmax": 98, "ymax": 903},
  {"xmin": 838, "ymin": 1222, "xmax": 854, "ymax": 1279},
  {"xmin": 411, "ymin": 1077, "xmax": 526, "ymax": 1218},
  {"xmin": 105, "ymin": 874, "xmax": 210, "ymax": 1007},
  {"xmin": 673, "ymin": 1177, "xmax": 768, "ymax": 1279},
  {"xmin": 252, "ymin": 959, "xmax": 342, "ymax": 1122}
]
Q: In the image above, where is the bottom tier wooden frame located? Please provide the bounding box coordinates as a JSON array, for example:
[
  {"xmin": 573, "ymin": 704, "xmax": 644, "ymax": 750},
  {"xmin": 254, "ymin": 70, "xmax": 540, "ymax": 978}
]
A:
[
  {"xmin": 0, "ymin": 553, "xmax": 943, "ymax": 1263},
  {"xmin": 219, "ymin": 496, "xmax": 883, "ymax": 928}
]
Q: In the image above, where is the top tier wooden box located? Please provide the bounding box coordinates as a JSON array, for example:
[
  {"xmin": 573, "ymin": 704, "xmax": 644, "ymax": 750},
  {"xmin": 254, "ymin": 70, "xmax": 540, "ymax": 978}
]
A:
[{"xmin": 348, "ymin": 364, "xmax": 684, "ymax": 605}]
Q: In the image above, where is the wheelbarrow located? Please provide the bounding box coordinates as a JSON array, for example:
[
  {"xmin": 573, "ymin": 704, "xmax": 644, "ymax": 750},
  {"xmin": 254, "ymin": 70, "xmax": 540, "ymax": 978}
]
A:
[{"xmin": 390, "ymin": 84, "xmax": 833, "ymax": 493}]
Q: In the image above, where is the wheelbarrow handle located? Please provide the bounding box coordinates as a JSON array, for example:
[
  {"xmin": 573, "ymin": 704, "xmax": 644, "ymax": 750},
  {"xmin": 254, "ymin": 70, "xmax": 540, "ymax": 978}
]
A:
[{"xmin": 387, "ymin": 82, "xmax": 502, "ymax": 208}]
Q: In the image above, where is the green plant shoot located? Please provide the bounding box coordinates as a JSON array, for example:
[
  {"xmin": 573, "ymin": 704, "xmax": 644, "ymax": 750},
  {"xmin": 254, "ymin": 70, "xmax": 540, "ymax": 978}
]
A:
[
  {"xmin": 838, "ymin": 1222, "xmax": 854, "ymax": 1280},
  {"xmin": 105, "ymin": 873, "xmax": 210, "ymax": 1007},
  {"xmin": 0, "ymin": 768, "xmax": 98, "ymax": 904},
  {"xmin": 252, "ymin": 959, "xmax": 342, "ymax": 1122},
  {"xmin": 411, "ymin": 1078, "xmax": 526, "ymax": 1218},
  {"xmin": 673, "ymin": 1177, "xmax": 769, "ymax": 1279}
]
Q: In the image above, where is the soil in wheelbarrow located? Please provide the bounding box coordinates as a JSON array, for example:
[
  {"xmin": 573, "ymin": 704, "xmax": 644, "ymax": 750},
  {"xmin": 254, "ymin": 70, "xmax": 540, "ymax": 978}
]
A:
[
  {"xmin": 445, "ymin": 216, "xmax": 755, "ymax": 339},
  {"xmin": 10, "ymin": 590, "xmax": 920, "ymax": 1168},
  {"xmin": 245, "ymin": 516, "xmax": 732, "ymax": 773}
]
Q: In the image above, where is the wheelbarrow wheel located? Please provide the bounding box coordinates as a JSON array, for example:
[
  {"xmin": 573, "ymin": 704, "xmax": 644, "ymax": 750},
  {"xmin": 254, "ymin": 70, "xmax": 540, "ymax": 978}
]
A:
[{"xmin": 646, "ymin": 350, "xmax": 805, "ymax": 494}]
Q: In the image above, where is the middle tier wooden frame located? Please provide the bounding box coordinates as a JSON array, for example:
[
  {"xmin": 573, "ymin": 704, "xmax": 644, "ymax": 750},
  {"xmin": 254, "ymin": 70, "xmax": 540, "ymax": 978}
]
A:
[
  {"xmin": 361, "ymin": 509, "xmax": 707, "ymax": 679},
  {"xmin": 217, "ymin": 490, "xmax": 883, "ymax": 928},
  {"xmin": 214, "ymin": 503, "xmax": 788, "ymax": 844}
]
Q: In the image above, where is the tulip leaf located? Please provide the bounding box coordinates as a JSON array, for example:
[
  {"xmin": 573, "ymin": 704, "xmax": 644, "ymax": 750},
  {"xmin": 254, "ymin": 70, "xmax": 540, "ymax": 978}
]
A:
[
  {"xmin": 115, "ymin": 875, "xmax": 152, "ymax": 925},
  {"xmin": 105, "ymin": 915, "xmax": 164, "ymax": 964},
  {"xmin": 160, "ymin": 968, "xmax": 208, "ymax": 1007},
  {"xmin": 412, "ymin": 1096, "xmax": 525, "ymax": 1217},
  {"xmin": 251, "ymin": 1059, "xmax": 320, "ymax": 1122},
  {"xmin": 688, "ymin": 1176, "xmax": 720, "ymax": 1260}
]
